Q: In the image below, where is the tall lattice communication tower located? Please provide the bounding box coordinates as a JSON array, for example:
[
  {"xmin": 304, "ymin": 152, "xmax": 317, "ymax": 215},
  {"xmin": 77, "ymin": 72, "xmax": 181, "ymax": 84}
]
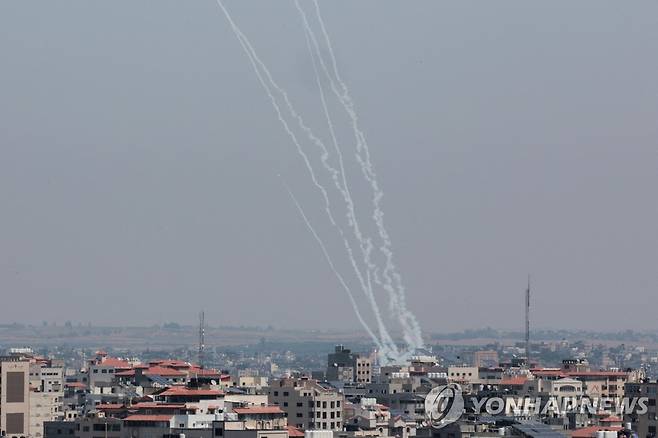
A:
[
  {"xmin": 198, "ymin": 311, "xmax": 205, "ymax": 369},
  {"xmin": 525, "ymin": 276, "xmax": 531, "ymax": 367}
]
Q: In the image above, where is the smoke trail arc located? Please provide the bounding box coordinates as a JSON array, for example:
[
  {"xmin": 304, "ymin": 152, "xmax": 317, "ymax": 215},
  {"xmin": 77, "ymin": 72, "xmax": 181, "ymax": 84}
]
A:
[
  {"xmin": 295, "ymin": 0, "xmax": 424, "ymax": 351},
  {"xmin": 215, "ymin": 0, "xmax": 401, "ymax": 361},
  {"xmin": 215, "ymin": 0, "xmax": 424, "ymax": 363}
]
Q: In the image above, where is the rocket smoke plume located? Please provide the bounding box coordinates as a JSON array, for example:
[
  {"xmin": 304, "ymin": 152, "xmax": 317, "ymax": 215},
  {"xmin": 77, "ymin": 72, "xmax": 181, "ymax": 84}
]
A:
[
  {"xmin": 215, "ymin": 0, "xmax": 424, "ymax": 364},
  {"xmin": 296, "ymin": 0, "xmax": 424, "ymax": 354}
]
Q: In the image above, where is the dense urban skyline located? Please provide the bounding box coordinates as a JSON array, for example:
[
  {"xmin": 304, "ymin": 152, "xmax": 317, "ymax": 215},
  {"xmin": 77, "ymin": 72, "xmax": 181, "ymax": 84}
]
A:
[{"xmin": 1, "ymin": 1, "xmax": 657, "ymax": 332}]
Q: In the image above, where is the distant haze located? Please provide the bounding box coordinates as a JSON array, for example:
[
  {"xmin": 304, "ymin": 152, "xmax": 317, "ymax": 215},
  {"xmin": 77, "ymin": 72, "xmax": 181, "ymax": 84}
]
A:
[{"xmin": 1, "ymin": 1, "xmax": 656, "ymax": 333}]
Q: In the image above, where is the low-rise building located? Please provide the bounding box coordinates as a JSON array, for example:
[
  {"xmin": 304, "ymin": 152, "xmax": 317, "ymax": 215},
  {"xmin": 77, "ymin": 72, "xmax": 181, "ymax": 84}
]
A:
[{"xmin": 268, "ymin": 378, "xmax": 344, "ymax": 431}]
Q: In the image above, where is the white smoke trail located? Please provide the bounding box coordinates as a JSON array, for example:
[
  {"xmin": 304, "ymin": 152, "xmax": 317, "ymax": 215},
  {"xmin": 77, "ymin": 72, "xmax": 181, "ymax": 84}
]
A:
[
  {"xmin": 297, "ymin": 5, "xmax": 415, "ymax": 364},
  {"xmin": 215, "ymin": 0, "xmax": 401, "ymax": 361},
  {"xmin": 299, "ymin": 0, "xmax": 425, "ymax": 350},
  {"xmin": 298, "ymin": 17, "xmax": 405, "ymax": 352},
  {"xmin": 292, "ymin": 0, "xmax": 403, "ymax": 348},
  {"xmin": 281, "ymin": 180, "xmax": 384, "ymax": 350}
]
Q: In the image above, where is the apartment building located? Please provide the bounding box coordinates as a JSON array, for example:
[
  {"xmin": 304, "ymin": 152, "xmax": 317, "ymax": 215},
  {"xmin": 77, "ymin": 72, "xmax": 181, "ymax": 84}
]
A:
[
  {"xmin": 1, "ymin": 358, "xmax": 31, "ymax": 438},
  {"xmin": 268, "ymin": 378, "xmax": 344, "ymax": 431},
  {"xmin": 29, "ymin": 363, "xmax": 65, "ymax": 437},
  {"xmin": 327, "ymin": 346, "xmax": 372, "ymax": 384},
  {"xmin": 624, "ymin": 380, "xmax": 657, "ymax": 438},
  {"xmin": 473, "ymin": 351, "xmax": 499, "ymax": 368},
  {"xmin": 447, "ymin": 366, "xmax": 479, "ymax": 385},
  {"xmin": 532, "ymin": 369, "xmax": 634, "ymax": 400}
]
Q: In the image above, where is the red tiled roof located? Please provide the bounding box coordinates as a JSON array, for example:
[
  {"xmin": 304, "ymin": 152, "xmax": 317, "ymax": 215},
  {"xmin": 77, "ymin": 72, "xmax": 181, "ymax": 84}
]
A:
[
  {"xmin": 288, "ymin": 426, "xmax": 305, "ymax": 437},
  {"xmin": 99, "ymin": 357, "xmax": 132, "ymax": 369},
  {"xmin": 124, "ymin": 415, "xmax": 173, "ymax": 422},
  {"xmin": 65, "ymin": 382, "xmax": 87, "ymax": 388},
  {"xmin": 498, "ymin": 377, "xmax": 528, "ymax": 386},
  {"xmin": 233, "ymin": 407, "xmax": 284, "ymax": 415},
  {"xmin": 160, "ymin": 388, "xmax": 223, "ymax": 397},
  {"xmin": 145, "ymin": 366, "xmax": 186, "ymax": 377},
  {"xmin": 601, "ymin": 416, "xmax": 623, "ymax": 423},
  {"xmin": 150, "ymin": 360, "xmax": 191, "ymax": 369},
  {"xmin": 115, "ymin": 370, "xmax": 136, "ymax": 377},
  {"xmin": 570, "ymin": 426, "xmax": 622, "ymax": 438},
  {"xmin": 130, "ymin": 402, "xmax": 187, "ymax": 410}
]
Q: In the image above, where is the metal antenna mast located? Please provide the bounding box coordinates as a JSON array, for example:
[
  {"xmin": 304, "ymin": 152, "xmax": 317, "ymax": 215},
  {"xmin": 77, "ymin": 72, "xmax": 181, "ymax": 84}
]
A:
[
  {"xmin": 525, "ymin": 275, "xmax": 531, "ymax": 367},
  {"xmin": 198, "ymin": 311, "xmax": 205, "ymax": 369}
]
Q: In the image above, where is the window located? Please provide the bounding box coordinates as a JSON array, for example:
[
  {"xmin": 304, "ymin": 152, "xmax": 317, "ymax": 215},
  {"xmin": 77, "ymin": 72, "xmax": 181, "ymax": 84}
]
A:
[
  {"xmin": 101, "ymin": 369, "xmax": 107, "ymax": 374},
  {"xmin": 214, "ymin": 428, "xmax": 224, "ymax": 436},
  {"xmin": 6, "ymin": 371, "xmax": 25, "ymax": 402},
  {"xmin": 297, "ymin": 402, "xmax": 303, "ymax": 407},
  {"xmin": 5, "ymin": 413, "xmax": 24, "ymax": 435},
  {"xmin": 330, "ymin": 401, "xmax": 335, "ymax": 409},
  {"xmin": 283, "ymin": 402, "xmax": 288, "ymax": 407},
  {"xmin": 283, "ymin": 391, "xmax": 289, "ymax": 397},
  {"xmin": 336, "ymin": 401, "xmax": 341, "ymax": 408},
  {"xmin": 296, "ymin": 413, "xmax": 303, "ymax": 418},
  {"xmin": 274, "ymin": 391, "xmax": 279, "ymax": 396}
]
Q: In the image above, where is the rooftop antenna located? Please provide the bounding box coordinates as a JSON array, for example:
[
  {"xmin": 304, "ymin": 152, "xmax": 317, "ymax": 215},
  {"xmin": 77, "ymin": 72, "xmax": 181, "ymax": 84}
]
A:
[
  {"xmin": 525, "ymin": 275, "xmax": 531, "ymax": 368},
  {"xmin": 198, "ymin": 311, "xmax": 205, "ymax": 369}
]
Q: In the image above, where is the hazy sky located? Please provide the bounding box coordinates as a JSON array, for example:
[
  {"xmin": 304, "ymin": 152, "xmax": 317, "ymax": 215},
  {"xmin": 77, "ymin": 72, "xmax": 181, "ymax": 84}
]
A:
[{"xmin": 1, "ymin": 1, "xmax": 656, "ymax": 335}]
